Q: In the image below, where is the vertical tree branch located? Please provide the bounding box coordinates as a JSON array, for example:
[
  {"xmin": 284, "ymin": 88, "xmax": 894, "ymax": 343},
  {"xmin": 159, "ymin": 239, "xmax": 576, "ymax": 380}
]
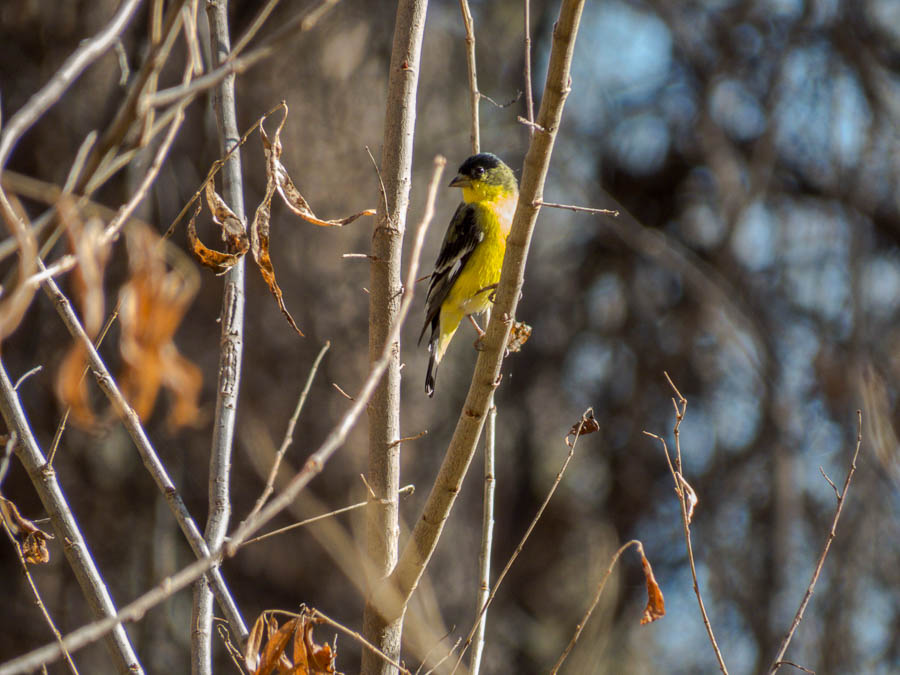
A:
[
  {"xmin": 523, "ymin": 0, "xmax": 535, "ymax": 134},
  {"xmin": 362, "ymin": 3, "xmax": 429, "ymax": 672},
  {"xmin": 380, "ymin": 0, "xmax": 586, "ymax": 628},
  {"xmin": 193, "ymin": 1, "xmax": 247, "ymax": 672},
  {"xmin": 459, "ymin": 0, "xmax": 480, "ymax": 154},
  {"xmin": 469, "ymin": 401, "xmax": 495, "ymax": 675},
  {"xmin": 457, "ymin": 4, "xmax": 493, "ymax": 671},
  {"xmin": 0, "ymin": 360, "xmax": 144, "ymax": 675}
]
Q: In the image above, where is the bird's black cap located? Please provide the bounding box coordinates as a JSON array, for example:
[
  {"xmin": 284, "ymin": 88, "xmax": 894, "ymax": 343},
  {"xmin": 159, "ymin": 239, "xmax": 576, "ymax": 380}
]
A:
[{"xmin": 457, "ymin": 153, "xmax": 503, "ymax": 175}]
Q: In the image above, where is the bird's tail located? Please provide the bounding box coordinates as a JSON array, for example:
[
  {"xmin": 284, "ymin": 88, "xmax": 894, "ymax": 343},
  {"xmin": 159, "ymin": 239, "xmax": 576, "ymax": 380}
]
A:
[{"xmin": 425, "ymin": 347, "xmax": 438, "ymax": 397}]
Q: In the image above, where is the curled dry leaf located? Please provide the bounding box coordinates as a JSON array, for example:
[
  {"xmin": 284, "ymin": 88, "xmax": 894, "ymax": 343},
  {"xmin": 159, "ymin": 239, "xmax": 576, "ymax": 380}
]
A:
[
  {"xmin": 254, "ymin": 618, "xmax": 296, "ymax": 675},
  {"xmin": 259, "ymin": 105, "xmax": 375, "ymax": 228},
  {"xmin": 248, "ymin": 612, "xmax": 336, "ymax": 675},
  {"xmin": 119, "ymin": 222, "xmax": 202, "ymax": 430},
  {"xmin": 639, "ymin": 548, "xmax": 666, "ymax": 625},
  {"xmin": 187, "ymin": 181, "xmax": 251, "ymax": 273},
  {"xmin": 251, "ymin": 181, "xmax": 304, "ymax": 336},
  {"xmin": 0, "ymin": 192, "xmax": 38, "ymax": 343},
  {"xmin": 58, "ymin": 198, "xmax": 111, "ymax": 336},
  {"xmin": 245, "ymin": 613, "xmax": 267, "ymax": 672},
  {"xmin": 249, "ymin": 103, "xmax": 373, "ymax": 337},
  {"xmin": 565, "ymin": 409, "xmax": 600, "ymax": 447},
  {"xmin": 0, "ymin": 496, "xmax": 54, "ymax": 564},
  {"xmin": 676, "ymin": 472, "xmax": 698, "ymax": 524},
  {"xmin": 506, "ymin": 320, "xmax": 532, "ymax": 354},
  {"xmin": 54, "ymin": 199, "xmax": 113, "ymax": 426},
  {"xmin": 55, "ymin": 342, "xmax": 97, "ymax": 427},
  {"xmin": 293, "ymin": 611, "xmax": 337, "ymax": 674}
]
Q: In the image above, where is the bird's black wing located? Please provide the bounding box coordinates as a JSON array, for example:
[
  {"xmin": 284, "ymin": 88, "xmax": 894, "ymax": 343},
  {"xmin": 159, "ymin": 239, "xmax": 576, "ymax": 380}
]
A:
[{"xmin": 418, "ymin": 202, "xmax": 483, "ymax": 346}]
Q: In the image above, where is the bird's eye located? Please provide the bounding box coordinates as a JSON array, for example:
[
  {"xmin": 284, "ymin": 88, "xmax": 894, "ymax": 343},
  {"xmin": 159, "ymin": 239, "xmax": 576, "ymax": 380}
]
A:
[{"xmin": 473, "ymin": 166, "xmax": 485, "ymax": 177}]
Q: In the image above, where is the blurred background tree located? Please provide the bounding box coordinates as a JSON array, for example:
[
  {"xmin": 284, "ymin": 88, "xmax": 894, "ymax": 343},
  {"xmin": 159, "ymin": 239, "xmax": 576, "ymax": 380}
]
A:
[{"xmin": 1, "ymin": 0, "xmax": 898, "ymax": 673}]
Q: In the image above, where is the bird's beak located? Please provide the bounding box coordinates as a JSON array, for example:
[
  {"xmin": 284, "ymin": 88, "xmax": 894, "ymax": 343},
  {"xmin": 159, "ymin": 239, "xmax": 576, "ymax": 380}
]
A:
[{"xmin": 448, "ymin": 173, "xmax": 471, "ymax": 188}]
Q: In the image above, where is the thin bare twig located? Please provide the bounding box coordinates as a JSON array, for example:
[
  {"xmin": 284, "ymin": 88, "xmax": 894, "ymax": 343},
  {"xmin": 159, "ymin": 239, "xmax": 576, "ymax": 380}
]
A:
[
  {"xmin": 312, "ymin": 608, "xmax": 413, "ymax": 675},
  {"xmin": 47, "ymin": 308, "xmax": 119, "ymax": 467},
  {"xmin": 523, "ymin": 0, "xmax": 535, "ymax": 135},
  {"xmin": 469, "ymin": 401, "xmax": 496, "ymax": 675},
  {"xmin": 13, "ymin": 366, "xmax": 42, "ymax": 390},
  {"xmin": 242, "ymin": 485, "xmax": 415, "ymax": 547},
  {"xmin": 774, "ymin": 662, "xmax": 815, "ymax": 674},
  {"xmin": 459, "ymin": 0, "xmax": 481, "ymax": 154},
  {"xmin": 0, "ymin": 432, "xmax": 16, "ymax": 488},
  {"xmin": 645, "ymin": 376, "xmax": 728, "ymax": 674},
  {"xmin": 453, "ymin": 409, "xmax": 592, "ymax": 673},
  {"xmin": 1, "ymin": 519, "xmax": 79, "ymax": 674},
  {"xmin": 37, "ymin": 264, "xmax": 247, "ymax": 651},
  {"xmin": 100, "ymin": 104, "xmax": 187, "ymax": 246},
  {"xmin": 766, "ymin": 411, "xmax": 864, "ymax": 674},
  {"xmin": 534, "ymin": 199, "xmax": 619, "ymax": 217},
  {"xmin": 0, "ymin": 0, "xmax": 143, "ymax": 171},
  {"xmin": 245, "ymin": 341, "xmax": 331, "ymax": 524},
  {"xmin": 549, "ymin": 539, "xmax": 643, "ymax": 674},
  {"xmin": 145, "ymin": 0, "xmax": 340, "ymax": 109},
  {"xmin": 0, "ymin": 154, "xmax": 441, "ymax": 675},
  {"xmin": 0, "ymin": 360, "xmax": 144, "ymax": 675}
]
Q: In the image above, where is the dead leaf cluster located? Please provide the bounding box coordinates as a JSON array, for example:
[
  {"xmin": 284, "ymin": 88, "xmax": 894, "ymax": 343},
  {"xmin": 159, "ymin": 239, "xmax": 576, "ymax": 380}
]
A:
[
  {"xmin": 244, "ymin": 610, "xmax": 338, "ymax": 675},
  {"xmin": 565, "ymin": 409, "xmax": 600, "ymax": 447},
  {"xmin": 0, "ymin": 495, "xmax": 54, "ymax": 564},
  {"xmin": 56, "ymin": 217, "xmax": 202, "ymax": 431},
  {"xmin": 638, "ymin": 545, "xmax": 665, "ymax": 624},
  {"xmin": 188, "ymin": 103, "xmax": 374, "ymax": 337},
  {"xmin": 506, "ymin": 319, "xmax": 532, "ymax": 354}
]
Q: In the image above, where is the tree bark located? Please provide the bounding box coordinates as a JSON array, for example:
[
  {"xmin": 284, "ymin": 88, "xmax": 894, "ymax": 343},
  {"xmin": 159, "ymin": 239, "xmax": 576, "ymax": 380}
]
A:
[{"xmin": 362, "ymin": 1, "xmax": 429, "ymax": 673}]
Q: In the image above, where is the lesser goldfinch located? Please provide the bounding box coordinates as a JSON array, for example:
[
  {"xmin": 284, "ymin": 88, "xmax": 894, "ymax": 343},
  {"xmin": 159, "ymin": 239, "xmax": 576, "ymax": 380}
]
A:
[{"xmin": 419, "ymin": 153, "xmax": 519, "ymax": 397}]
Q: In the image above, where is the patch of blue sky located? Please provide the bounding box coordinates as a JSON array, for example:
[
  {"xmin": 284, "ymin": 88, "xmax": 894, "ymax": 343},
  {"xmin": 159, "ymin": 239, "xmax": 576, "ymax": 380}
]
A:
[
  {"xmin": 586, "ymin": 273, "xmax": 628, "ymax": 333},
  {"xmin": 710, "ymin": 382, "xmax": 762, "ymax": 451},
  {"xmin": 608, "ymin": 112, "xmax": 671, "ymax": 175},
  {"xmin": 563, "ymin": 334, "xmax": 636, "ymax": 404},
  {"xmin": 861, "ymin": 253, "xmax": 900, "ymax": 320},
  {"xmin": 710, "ymin": 78, "xmax": 768, "ymax": 141},
  {"xmin": 775, "ymin": 319, "xmax": 820, "ymax": 402},
  {"xmin": 565, "ymin": 0, "xmax": 673, "ymax": 130},
  {"xmin": 676, "ymin": 401, "xmax": 717, "ymax": 472},
  {"xmin": 780, "ymin": 202, "xmax": 851, "ymax": 327},
  {"xmin": 731, "ymin": 199, "xmax": 776, "ymax": 271}
]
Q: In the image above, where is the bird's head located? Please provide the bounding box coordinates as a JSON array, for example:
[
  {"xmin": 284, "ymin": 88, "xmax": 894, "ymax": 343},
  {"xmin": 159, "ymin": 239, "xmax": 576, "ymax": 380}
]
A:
[{"xmin": 449, "ymin": 153, "xmax": 518, "ymax": 203}]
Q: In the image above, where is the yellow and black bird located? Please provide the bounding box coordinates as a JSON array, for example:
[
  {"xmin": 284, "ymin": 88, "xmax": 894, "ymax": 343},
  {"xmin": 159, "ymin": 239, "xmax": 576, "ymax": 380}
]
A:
[{"xmin": 419, "ymin": 153, "xmax": 519, "ymax": 396}]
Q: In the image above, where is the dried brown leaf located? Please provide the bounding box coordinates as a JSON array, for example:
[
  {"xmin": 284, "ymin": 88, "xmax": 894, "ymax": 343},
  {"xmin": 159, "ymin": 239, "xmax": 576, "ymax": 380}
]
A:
[
  {"xmin": 245, "ymin": 614, "xmax": 266, "ymax": 673},
  {"xmin": 275, "ymin": 162, "xmax": 374, "ymax": 227},
  {"xmin": 55, "ymin": 342, "xmax": 96, "ymax": 428},
  {"xmin": 639, "ymin": 549, "xmax": 666, "ymax": 625},
  {"xmin": 0, "ymin": 496, "xmax": 54, "ymax": 564},
  {"xmin": 506, "ymin": 320, "xmax": 532, "ymax": 353},
  {"xmin": 253, "ymin": 618, "xmax": 298, "ymax": 675},
  {"xmin": 58, "ymin": 198, "xmax": 111, "ymax": 337},
  {"xmin": 205, "ymin": 179, "xmax": 249, "ymax": 253},
  {"xmin": 119, "ymin": 223, "xmax": 201, "ymax": 430},
  {"xmin": 187, "ymin": 200, "xmax": 246, "ymax": 274},
  {"xmin": 287, "ymin": 613, "xmax": 336, "ymax": 675},
  {"xmin": 250, "ymin": 185, "xmax": 304, "ymax": 336},
  {"xmin": 676, "ymin": 472, "xmax": 698, "ymax": 524},
  {"xmin": 565, "ymin": 409, "xmax": 600, "ymax": 447},
  {"xmin": 260, "ymin": 107, "xmax": 374, "ymax": 228},
  {"xmin": 0, "ymin": 192, "xmax": 38, "ymax": 343}
]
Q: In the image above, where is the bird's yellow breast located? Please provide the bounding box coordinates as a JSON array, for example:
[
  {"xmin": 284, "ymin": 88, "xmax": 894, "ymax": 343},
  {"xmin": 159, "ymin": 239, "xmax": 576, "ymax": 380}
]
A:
[{"xmin": 445, "ymin": 191, "xmax": 517, "ymax": 316}]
